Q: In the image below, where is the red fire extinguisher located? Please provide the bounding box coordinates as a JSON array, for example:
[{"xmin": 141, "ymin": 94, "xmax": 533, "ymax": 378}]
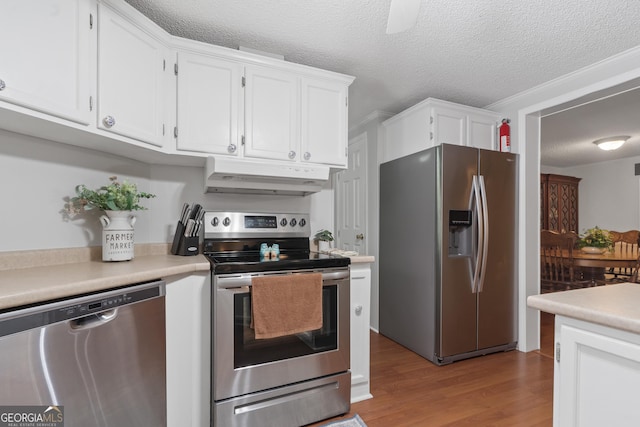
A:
[{"xmin": 499, "ymin": 118, "xmax": 511, "ymax": 152}]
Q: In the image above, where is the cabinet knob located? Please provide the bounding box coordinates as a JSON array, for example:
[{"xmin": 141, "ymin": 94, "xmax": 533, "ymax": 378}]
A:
[
  {"xmin": 288, "ymin": 150, "xmax": 296, "ymax": 160},
  {"xmin": 356, "ymin": 233, "xmax": 365, "ymax": 240},
  {"xmin": 354, "ymin": 305, "xmax": 363, "ymax": 316},
  {"xmin": 303, "ymin": 152, "xmax": 311, "ymax": 161},
  {"xmin": 227, "ymin": 144, "xmax": 237, "ymax": 153},
  {"xmin": 0, "ymin": 79, "xmax": 5, "ymax": 91},
  {"xmin": 103, "ymin": 115, "xmax": 116, "ymax": 128}
]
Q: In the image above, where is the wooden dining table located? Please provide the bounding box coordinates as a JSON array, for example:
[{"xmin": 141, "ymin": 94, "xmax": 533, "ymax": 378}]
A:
[{"xmin": 571, "ymin": 249, "xmax": 638, "ymax": 282}]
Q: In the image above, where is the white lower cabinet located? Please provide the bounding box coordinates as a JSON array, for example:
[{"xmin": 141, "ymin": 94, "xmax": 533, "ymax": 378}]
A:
[
  {"xmin": 165, "ymin": 272, "xmax": 211, "ymax": 427},
  {"xmin": 350, "ymin": 263, "xmax": 373, "ymax": 402},
  {"xmin": 554, "ymin": 315, "xmax": 640, "ymax": 427}
]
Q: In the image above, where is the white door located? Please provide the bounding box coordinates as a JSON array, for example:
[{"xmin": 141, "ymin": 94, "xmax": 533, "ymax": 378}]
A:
[
  {"xmin": 97, "ymin": 3, "xmax": 168, "ymax": 147},
  {"xmin": 336, "ymin": 132, "xmax": 367, "ymax": 253},
  {"xmin": 301, "ymin": 77, "xmax": 348, "ymax": 167},
  {"xmin": 0, "ymin": 0, "xmax": 91, "ymax": 124},
  {"xmin": 244, "ymin": 65, "xmax": 298, "ymax": 161},
  {"xmin": 176, "ymin": 51, "xmax": 243, "ymax": 155}
]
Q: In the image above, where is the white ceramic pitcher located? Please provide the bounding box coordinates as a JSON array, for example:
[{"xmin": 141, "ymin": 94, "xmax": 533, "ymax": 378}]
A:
[{"xmin": 100, "ymin": 210, "xmax": 136, "ymax": 261}]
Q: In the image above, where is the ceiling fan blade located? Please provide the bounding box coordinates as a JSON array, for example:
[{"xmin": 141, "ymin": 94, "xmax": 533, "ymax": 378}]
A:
[{"xmin": 386, "ymin": 0, "xmax": 421, "ymax": 34}]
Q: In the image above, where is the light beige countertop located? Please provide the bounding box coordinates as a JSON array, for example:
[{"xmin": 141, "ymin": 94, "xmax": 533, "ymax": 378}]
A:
[
  {"xmin": 0, "ymin": 245, "xmax": 374, "ymax": 311},
  {"xmin": 527, "ymin": 283, "xmax": 640, "ymax": 334},
  {"xmin": 0, "ymin": 246, "xmax": 210, "ymax": 310}
]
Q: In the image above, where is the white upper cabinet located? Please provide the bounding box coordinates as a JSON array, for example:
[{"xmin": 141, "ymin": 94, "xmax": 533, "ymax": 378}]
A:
[
  {"xmin": 176, "ymin": 51, "xmax": 243, "ymax": 155},
  {"xmin": 97, "ymin": 2, "xmax": 169, "ymax": 147},
  {"xmin": 301, "ymin": 78, "xmax": 348, "ymax": 167},
  {"xmin": 244, "ymin": 65, "xmax": 299, "ymax": 162},
  {"xmin": 0, "ymin": 0, "xmax": 92, "ymax": 124},
  {"xmin": 382, "ymin": 98, "xmax": 501, "ymax": 162}
]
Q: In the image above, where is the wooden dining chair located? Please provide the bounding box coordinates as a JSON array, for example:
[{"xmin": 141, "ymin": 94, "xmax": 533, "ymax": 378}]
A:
[
  {"xmin": 540, "ymin": 230, "xmax": 590, "ymax": 292},
  {"xmin": 606, "ymin": 230, "xmax": 640, "ymax": 282}
]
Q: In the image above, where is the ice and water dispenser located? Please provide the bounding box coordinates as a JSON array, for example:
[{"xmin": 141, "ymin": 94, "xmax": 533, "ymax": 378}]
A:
[{"xmin": 448, "ymin": 210, "xmax": 472, "ymax": 256}]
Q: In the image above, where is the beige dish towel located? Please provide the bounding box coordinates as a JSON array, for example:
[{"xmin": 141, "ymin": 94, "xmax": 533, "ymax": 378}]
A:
[{"xmin": 251, "ymin": 273, "xmax": 323, "ymax": 339}]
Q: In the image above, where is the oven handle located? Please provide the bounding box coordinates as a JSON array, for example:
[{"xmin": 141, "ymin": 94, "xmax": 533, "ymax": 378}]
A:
[{"xmin": 215, "ymin": 269, "xmax": 349, "ymax": 290}]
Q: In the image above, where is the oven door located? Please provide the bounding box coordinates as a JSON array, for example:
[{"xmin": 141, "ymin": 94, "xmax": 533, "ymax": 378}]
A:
[{"xmin": 213, "ymin": 268, "xmax": 350, "ymax": 401}]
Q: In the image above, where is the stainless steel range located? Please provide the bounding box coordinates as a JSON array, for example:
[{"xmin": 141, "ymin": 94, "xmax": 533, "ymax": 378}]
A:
[{"xmin": 203, "ymin": 211, "xmax": 351, "ymax": 427}]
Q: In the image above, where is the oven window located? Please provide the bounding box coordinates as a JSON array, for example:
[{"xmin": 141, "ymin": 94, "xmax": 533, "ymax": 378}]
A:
[{"xmin": 234, "ymin": 285, "xmax": 338, "ymax": 368}]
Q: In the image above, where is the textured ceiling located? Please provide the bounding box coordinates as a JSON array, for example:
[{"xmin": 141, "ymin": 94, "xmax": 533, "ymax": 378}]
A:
[{"xmin": 124, "ymin": 0, "xmax": 640, "ymax": 166}]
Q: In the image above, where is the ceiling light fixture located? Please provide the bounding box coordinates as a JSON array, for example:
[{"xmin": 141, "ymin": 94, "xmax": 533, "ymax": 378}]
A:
[{"xmin": 593, "ymin": 136, "xmax": 630, "ymax": 151}]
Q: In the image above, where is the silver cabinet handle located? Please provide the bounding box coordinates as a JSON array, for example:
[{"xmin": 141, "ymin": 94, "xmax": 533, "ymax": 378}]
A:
[
  {"xmin": 288, "ymin": 150, "xmax": 296, "ymax": 160},
  {"xmin": 354, "ymin": 305, "xmax": 363, "ymax": 316},
  {"xmin": 0, "ymin": 79, "xmax": 5, "ymax": 91},
  {"xmin": 228, "ymin": 144, "xmax": 237, "ymax": 153},
  {"xmin": 103, "ymin": 115, "xmax": 116, "ymax": 128},
  {"xmin": 303, "ymin": 152, "xmax": 311, "ymax": 161}
]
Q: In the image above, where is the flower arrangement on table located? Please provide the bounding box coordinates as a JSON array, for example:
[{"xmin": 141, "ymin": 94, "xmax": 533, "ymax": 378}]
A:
[
  {"xmin": 577, "ymin": 226, "xmax": 613, "ymax": 252},
  {"xmin": 66, "ymin": 175, "xmax": 155, "ymax": 214}
]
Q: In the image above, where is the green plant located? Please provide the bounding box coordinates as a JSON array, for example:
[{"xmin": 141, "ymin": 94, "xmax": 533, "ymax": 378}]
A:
[
  {"xmin": 67, "ymin": 176, "xmax": 155, "ymax": 213},
  {"xmin": 314, "ymin": 229, "xmax": 334, "ymax": 242},
  {"xmin": 577, "ymin": 226, "xmax": 613, "ymax": 249}
]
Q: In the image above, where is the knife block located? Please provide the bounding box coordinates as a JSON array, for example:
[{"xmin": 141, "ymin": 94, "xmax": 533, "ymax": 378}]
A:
[{"xmin": 171, "ymin": 222, "xmax": 200, "ymax": 256}]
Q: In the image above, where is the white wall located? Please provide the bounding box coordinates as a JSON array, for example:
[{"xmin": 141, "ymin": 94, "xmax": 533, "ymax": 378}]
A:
[
  {"xmin": 554, "ymin": 157, "xmax": 640, "ymax": 232},
  {"xmin": 0, "ymin": 129, "xmax": 332, "ymax": 252}
]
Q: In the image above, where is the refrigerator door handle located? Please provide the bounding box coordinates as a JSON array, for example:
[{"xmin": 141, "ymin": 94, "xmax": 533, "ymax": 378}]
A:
[
  {"xmin": 477, "ymin": 175, "xmax": 489, "ymax": 292},
  {"xmin": 471, "ymin": 175, "xmax": 483, "ymax": 293}
]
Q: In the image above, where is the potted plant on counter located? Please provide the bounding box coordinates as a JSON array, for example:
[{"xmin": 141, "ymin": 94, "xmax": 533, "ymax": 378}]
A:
[
  {"xmin": 67, "ymin": 176, "xmax": 155, "ymax": 262},
  {"xmin": 314, "ymin": 229, "xmax": 334, "ymax": 253},
  {"xmin": 577, "ymin": 226, "xmax": 613, "ymax": 254}
]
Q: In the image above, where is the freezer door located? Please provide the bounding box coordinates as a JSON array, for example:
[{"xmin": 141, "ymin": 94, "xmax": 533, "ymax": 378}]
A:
[
  {"xmin": 477, "ymin": 149, "xmax": 518, "ymax": 349},
  {"xmin": 439, "ymin": 144, "xmax": 479, "ymax": 358}
]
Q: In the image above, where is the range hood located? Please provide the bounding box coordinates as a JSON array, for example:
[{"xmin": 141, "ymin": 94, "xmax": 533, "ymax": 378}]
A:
[{"xmin": 204, "ymin": 156, "xmax": 330, "ymax": 196}]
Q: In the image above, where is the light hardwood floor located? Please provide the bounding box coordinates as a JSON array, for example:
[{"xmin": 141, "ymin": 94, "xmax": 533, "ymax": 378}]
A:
[{"xmin": 311, "ymin": 331, "xmax": 553, "ymax": 426}]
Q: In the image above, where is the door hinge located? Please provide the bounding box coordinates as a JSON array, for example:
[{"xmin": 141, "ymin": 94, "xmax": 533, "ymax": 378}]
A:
[
  {"xmin": 89, "ymin": 13, "xmax": 93, "ymax": 30},
  {"xmin": 174, "ymin": 63, "xmax": 178, "ymax": 76},
  {"xmin": 162, "ymin": 124, "xmax": 165, "ymax": 136},
  {"xmin": 163, "ymin": 59, "xmax": 166, "ymax": 71},
  {"xmin": 345, "ymin": 147, "xmax": 348, "ymax": 157},
  {"xmin": 555, "ymin": 342, "xmax": 560, "ymax": 362},
  {"xmin": 174, "ymin": 126, "xmax": 178, "ymax": 138},
  {"xmin": 241, "ymin": 135, "xmax": 245, "ymax": 145},
  {"xmin": 89, "ymin": 96, "xmax": 93, "ymax": 112},
  {"xmin": 241, "ymin": 76, "xmax": 246, "ymax": 87},
  {"xmin": 430, "ymin": 131, "xmax": 434, "ymax": 140},
  {"xmin": 430, "ymin": 116, "xmax": 434, "ymax": 125},
  {"xmin": 345, "ymin": 97, "xmax": 348, "ymax": 107}
]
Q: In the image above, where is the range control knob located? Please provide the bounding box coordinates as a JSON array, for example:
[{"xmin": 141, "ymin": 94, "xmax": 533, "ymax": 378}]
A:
[
  {"xmin": 222, "ymin": 217, "xmax": 231, "ymax": 227},
  {"xmin": 211, "ymin": 217, "xmax": 219, "ymax": 227},
  {"xmin": 280, "ymin": 218, "xmax": 288, "ymax": 227},
  {"xmin": 290, "ymin": 218, "xmax": 297, "ymax": 227},
  {"xmin": 299, "ymin": 218, "xmax": 306, "ymax": 227}
]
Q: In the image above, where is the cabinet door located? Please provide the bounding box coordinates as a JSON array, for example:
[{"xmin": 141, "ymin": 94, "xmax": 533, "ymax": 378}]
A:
[
  {"xmin": 555, "ymin": 317, "xmax": 640, "ymax": 427},
  {"xmin": 97, "ymin": 4, "xmax": 167, "ymax": 147},
  {"xmin": 244, "ymin": 65, "xmax": 298, "ymax": 161},
  {"xmin": 0, "ymin": 0, "xmax": 91, "ymax": 124},
  {"xmin": 301, "ymin": 78, "xmax": 348, "ymax": 166},
  {"xmin": 176, "ymin": 52, "xmax": 243, "ymax": 155},
  {"xmin": 467, "ymin": 112, "xmax": 498, "ymax": 150},
  {"xmin": 350, "ymin": 265, "xmax": 371, "ymax": 402},
  {"xmin": 431, "ymin": 106, "xmax": 466, "ymax": 146}
]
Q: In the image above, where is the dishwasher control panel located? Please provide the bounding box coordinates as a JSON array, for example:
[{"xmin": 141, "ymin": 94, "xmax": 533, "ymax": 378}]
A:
[{"xmin": 0, "ymin": 280, "xmax": 165, "ymax": 338}]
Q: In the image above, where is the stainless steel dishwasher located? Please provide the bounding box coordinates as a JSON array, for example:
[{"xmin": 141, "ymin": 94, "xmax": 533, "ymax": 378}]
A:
[{"xmin": 0, "ymin": 280, "xmax": 166, "ymax": 427}]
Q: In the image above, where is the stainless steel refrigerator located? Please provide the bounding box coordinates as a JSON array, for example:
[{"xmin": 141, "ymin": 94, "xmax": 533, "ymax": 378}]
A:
[{"xmin": 379, "ymin": 143, "xmax": 517, "ymax": 365}]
